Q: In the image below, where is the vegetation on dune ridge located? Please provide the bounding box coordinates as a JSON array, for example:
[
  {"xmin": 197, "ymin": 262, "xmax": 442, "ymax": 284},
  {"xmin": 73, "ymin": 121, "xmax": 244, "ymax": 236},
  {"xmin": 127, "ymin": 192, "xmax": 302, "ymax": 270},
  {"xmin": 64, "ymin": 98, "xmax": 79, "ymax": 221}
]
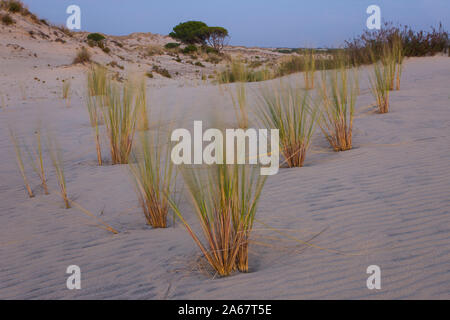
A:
[
  {"xmin": 346, "ymin": 22, "xmax": 449, "ymax": 65},
  {"xmin": 217, "ymin": 22, "xmax": 448, "ymax": 84},
  {"xmin": 169, "ymin": 21, "xmax": 229, "ymax": 52}
]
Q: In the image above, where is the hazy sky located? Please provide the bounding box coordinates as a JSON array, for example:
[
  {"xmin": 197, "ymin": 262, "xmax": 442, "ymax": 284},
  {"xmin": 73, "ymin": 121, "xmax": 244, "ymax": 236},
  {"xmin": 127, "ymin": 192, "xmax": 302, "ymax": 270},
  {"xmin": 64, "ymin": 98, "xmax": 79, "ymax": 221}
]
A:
[{"xmin": 22, "ymin": 0, "xmax": 449, "ymax": 47}]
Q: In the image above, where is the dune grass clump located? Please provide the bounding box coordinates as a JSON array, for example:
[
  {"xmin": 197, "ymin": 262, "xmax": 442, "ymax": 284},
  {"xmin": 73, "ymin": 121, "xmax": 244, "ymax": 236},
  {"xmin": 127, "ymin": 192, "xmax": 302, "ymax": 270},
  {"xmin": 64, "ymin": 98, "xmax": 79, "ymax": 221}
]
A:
[
  {"xmin": 369, "ymin": 59, "xmax": 391, "ymax": 114},
  {"xmin": 62, "ymin": 79, "xmax": 71, "ymax": 106},
  {"xmin": 86, "ymin": 94, "xmax": 103, "ymax": 165},
  {"xmin": 257, "ymin": 82, "xmax": 317, "ymax": 167},
  {"xmin": 87, "ymin": 65, "xmax": 108, "ymax": 98},
  {"xmin": 229, "ymin": 82, "xmax": 249, "ymax": 129},
  {"xmin": 318, "ymin": 57, "xmax": 358, "ymax": 151},
  {"xmin": 380, "ymin": 45, "xmax": 397, "ymax": 92},
  {"xmin": 26, "ymin": 128, "xmax": 49, "ymax": 195},
  {"xmin": 9, "ymin": 128, "xmax": 34, "ymax": 198},
  {"xmin": 129, "ymin": 130, "xmax": 176, "ymax": 228},
  {"xmin": 46, "ymin": 135, "xmax": 70, "ymax": 209},
  {"xmin": 102, "ymin": 80, "xmax": 138, "ymax": 164},
  {"xmin": 392, "ymin": 35, "xmax": 404, "ymax": 90},
  {"xmin": 169, "ymin": 163, "xmax": 267, "ymax": 276},
  {"xmin": 135, "ymin": 78, "xmax": 149, "ymax": 131},
  {"xmin": 276, "ymin": 51, "xmax": 336, "ymax": 78},
  {"xmin": 216, "ymin": 59, "xmax": 273, "ymax": 84},
  {"xmin": 302, "ymin": 49, "xmax": 316, "ymax": 90},
  {"xmin": 73, "ymin": 47, "xmax": 91, "ymax": 64}
]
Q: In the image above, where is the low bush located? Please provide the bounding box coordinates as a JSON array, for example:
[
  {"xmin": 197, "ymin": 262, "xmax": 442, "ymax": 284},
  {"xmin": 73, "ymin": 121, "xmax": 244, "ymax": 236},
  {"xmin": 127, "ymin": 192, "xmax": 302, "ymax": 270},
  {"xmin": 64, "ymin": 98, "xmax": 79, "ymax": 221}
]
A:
[
  {"xmin": 6, "ymin": 1, "xmax": 23, "ymax": 13},
  {"xmin": 182, "ymin": 44, "xmax": 198, "ymax": 54},
  {"xmin": 152, "ymin": 65, "xmax": 171, "ymax": 78},
  {"xmin": 73, "ymin": 47, "xmax": 91, "ymax": 64},
  {"xmin": 87, "ymin": 33, "xmax": 106, "ymax": 42},
  {"xmin": 345, "ymin": 22, "xmax": 449, "ymax": 65},
  {"xmin": 1, "ymin": 13, "xmax": 14, "ymax": 25},
  {"xmin": 164, "ymin": 42, "xmax": 180, "ymax": 49}
]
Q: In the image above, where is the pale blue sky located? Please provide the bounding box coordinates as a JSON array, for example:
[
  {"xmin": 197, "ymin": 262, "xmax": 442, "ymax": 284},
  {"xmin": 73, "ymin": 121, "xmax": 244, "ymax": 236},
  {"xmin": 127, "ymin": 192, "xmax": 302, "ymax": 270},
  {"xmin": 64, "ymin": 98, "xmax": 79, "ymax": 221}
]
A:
[{"xmin": 22, "ymin": 0, "xmax": 449, "ymax": 47}]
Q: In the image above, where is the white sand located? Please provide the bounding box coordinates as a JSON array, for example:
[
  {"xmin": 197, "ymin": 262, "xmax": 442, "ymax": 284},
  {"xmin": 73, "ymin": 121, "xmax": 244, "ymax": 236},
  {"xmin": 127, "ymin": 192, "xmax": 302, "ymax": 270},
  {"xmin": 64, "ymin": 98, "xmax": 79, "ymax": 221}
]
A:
[{"xmin": 1, "ymin": 12, "xmax": 450, "ymax": 300}]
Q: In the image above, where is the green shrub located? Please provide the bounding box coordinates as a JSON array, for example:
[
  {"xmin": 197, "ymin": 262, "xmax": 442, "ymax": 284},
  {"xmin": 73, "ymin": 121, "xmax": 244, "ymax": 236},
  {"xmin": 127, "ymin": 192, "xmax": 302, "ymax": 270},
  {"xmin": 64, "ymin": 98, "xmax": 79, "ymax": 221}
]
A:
[
  {"xmin": 164, "ymin": 42, "xmax": 180, "ymax": 49},
  {"xmin": 87, "ymin": 33, "xmax": 106, "ymax": 42},
  {"xmin": 182, "ymin": 44, "xmax": 198, "ymax": 54},
  {"xmin": 195, "ymin": 61, "xmax": 205, "ymax": 67},
  {"xmin": 204, "ymin": 46, "xmax": 219, "ymax": 54},
  {"xmin": 276, "ymin": 49, "xmax": 294, "ymax": 54}
]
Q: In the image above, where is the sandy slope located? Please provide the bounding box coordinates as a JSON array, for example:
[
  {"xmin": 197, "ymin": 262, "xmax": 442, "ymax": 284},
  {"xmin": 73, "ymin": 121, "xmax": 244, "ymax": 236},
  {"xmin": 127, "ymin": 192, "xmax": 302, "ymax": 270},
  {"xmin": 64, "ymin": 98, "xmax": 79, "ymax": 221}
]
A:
[{"xmin": 1, "ymin": 13, "xmax": 450, "ymax": 299}]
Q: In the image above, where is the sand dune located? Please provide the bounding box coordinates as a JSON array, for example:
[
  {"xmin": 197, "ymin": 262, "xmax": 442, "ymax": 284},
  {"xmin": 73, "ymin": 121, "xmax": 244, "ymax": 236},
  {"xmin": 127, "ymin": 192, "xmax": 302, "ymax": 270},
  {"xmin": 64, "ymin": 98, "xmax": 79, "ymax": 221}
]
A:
[
  {"xmin": 1, "ymin": 10, "xmax": 450, "ymax": 300},
  {"xmin": 1, "ymin": 54, "xmax": 449, "ymax": 299}
]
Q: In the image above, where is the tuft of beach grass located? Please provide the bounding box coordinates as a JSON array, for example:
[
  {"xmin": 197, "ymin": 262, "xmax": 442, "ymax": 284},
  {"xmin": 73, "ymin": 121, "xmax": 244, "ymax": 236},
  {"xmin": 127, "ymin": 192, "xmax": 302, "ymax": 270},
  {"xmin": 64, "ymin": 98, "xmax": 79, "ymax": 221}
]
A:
[
  {"xmin": 135, "ymin": 77, "xmax": 149, "ymax": 131},
  {"xmin": 168, "ymin": 159, "xmax": 267, "ymax": 276},
  {"xmin": 318, "ymin": 55, "xmax": 358, "ymax": 151},
  {"xmin": 129, "ymin": 128, "xmax": 176, "ymax": 228},
  {"xmin": 46, "ymin": 134, "xmax": 70, "ymax": 209},
  {"xmin": 302, "ymin": 49, "xmax": 316, "ymax": 90},
  {"xmin": 101, "ymin": 79, "xmax": 138, "ymax": 165},
  {"xmin": 62, "ymin": 79, "xmax": 71, "ymax": 107},
  {"xmin": 369, "ymin": 49, "xmax": 391, "ymax": 114},
  {"xmin": 256, "ymin": 81, "xmax": 317, "ymax": 167},
  {"xmin": 25, "ymin": 127, "xmax": 49, "ymax": 195},
  {"xmin": 9, "ymin": 127, "xmax": 34, "ymax": 198},
  {"xmin": 86, "ymin": 94, "xmax": 103, "ymax": 165},
  {"xmin": 229, "ymin": 82, "xmax": 249, "ymax": 129}
]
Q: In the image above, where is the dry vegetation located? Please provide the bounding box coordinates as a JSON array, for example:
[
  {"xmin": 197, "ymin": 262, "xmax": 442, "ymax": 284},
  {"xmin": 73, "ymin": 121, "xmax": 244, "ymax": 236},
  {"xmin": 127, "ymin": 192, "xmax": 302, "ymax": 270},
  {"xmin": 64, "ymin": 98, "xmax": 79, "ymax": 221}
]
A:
[
  {"xmin": 318, "ymin": 57, "xmax": 358, "ymax": 151},
  {"xmin": 228, "ymin": 82, "xmax": 249, "ymax": 129},
  {"xmin": 46, "ymin": 134, "xmax": 70, "ymax": 209},
  {"xmin": 129, "ymin": 130, "xmax": 176, "ymax": 228},
  {"xmin": 169, "ymin": 163, "xmax": 267, "ymax": 276},
  {"xmin": 257, "ymin": 82, "xmax": 317, "ymax": 167},
  {"xmin": 9, "ymin": 127, "xmax": 34, "ymax": 198},
  {"xmin": 6, "ymin": 4, "xmax": 450, "ymax": 281},
  {"xmin": 73, "ymin": 47, "xmax": 91, "ymax": 64}
]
